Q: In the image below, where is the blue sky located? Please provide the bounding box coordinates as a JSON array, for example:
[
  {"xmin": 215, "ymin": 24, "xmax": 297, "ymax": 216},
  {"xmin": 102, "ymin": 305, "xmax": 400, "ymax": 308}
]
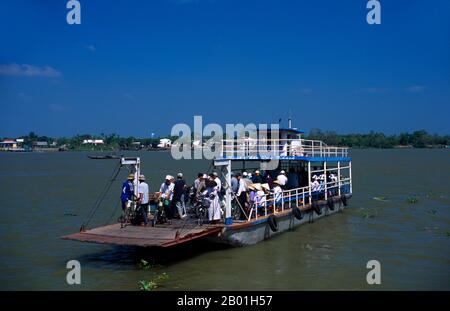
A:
[{"xmin": 0, "ymin": 0, "xmax": 449, "ymax": 137}]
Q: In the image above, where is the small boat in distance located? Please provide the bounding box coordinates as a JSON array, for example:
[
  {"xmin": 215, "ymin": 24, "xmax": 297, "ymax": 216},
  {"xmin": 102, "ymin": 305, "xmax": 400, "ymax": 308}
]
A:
[{"xmin": 87, "ymin": 154, "xmax": 122, "ymax": 160}]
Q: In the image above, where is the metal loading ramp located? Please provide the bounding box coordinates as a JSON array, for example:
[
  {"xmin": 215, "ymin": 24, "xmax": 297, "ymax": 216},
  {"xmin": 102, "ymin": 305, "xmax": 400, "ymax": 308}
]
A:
[{"xmin": 62, "ymin": 220, "xmax": 224, "ymax": 248}]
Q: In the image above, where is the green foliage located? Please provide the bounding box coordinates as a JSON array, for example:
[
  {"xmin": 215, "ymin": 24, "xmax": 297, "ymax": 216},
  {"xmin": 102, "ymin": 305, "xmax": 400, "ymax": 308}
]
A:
[
  {"xmin": 8, "ymin": 130, "xmax": 450, "ymax": 150},
  {"xmin": 138, "ymin": 273, "xmax": 170, "ymax": 291},
  {"xmin": 155, "ymin": 272, "xmax": 170, "ymax": 281},
  {"xmin": 12, "ymin": 131, "xmax": 173, "ymax": 151},
  {"xmin": 139, "ymin": 259, "xmax": 151, "ymax": 270},
  {"xmin": 139, "ymin": 280, "xmax": 157, "ymax": 291},
  {"xmin": 305, "ymin": 129, "xmax": 449, "ymax": 149},
  {"xmin": 138, "ymin": 259, "xmax": 162, "ymax": 270}
]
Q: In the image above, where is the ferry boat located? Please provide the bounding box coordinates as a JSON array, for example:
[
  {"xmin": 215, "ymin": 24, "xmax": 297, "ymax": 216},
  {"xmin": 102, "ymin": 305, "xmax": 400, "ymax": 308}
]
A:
[{"xmin": 63, "ymin": 128, "xmax": 352, "ymax": 248}]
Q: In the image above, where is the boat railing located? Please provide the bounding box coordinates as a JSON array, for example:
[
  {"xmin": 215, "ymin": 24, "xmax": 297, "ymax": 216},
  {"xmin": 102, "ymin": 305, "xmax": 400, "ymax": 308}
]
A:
[
  {"xmin": 246, "ymin": 177, "xmax": 352, "ymax": 222},
  {"xmin": 221, "ymin": 138, "xmax": 348, "ymax": 158}
]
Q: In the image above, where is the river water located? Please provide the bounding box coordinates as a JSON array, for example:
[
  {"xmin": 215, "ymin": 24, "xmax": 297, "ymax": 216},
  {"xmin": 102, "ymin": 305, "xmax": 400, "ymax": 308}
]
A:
[{"xmin": 0, "ymin": 149, "xmax": 449, "ymax": 290}]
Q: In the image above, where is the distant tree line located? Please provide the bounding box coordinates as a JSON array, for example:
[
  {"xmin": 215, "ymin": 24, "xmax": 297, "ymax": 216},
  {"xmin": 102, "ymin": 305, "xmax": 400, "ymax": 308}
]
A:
[
  {"xmin": 1, "ymin": 132, "xmax": 175, "ymax": 151},
  {"xmin": 54, "ymin": 134, "xmax": 165, "ymax": 151},
  {"xmin": 305, "ymin": 129, "xmax": 450, "ymax": 148},
  {"xmin": 1, "ymin": 130, "xmax": 449, "ymax": 150}
]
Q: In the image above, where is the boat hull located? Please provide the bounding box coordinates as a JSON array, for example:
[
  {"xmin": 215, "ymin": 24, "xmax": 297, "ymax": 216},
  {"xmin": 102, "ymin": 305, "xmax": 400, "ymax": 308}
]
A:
[{"xmin": 209, "ymin": 194, "xmax": 352, "ymax": 247}]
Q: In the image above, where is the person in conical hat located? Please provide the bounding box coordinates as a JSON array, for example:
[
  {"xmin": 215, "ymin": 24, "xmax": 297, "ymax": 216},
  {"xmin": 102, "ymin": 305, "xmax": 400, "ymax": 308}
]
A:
[
  {"xmin": 248, "ymin": 183, "xmax": 257, "ymax": 204},
  {"xmin": 253, "ymin": 183, "xmax": 263, "ymax": 191},
  {"xmin": 272, "ymin": 180, "xmax": 283, "ymax": 208}
]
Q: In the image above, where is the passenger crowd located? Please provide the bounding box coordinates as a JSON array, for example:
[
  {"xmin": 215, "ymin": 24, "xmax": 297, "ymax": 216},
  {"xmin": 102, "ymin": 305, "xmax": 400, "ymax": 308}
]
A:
[{"xmin": 120, "ymin": 166, "xmax": 341, "ymax": 226}]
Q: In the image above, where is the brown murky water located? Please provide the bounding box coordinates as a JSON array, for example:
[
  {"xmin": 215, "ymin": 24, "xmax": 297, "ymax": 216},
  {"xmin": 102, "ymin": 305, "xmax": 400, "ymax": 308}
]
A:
[{"xmin": 0, "ymin": 149, "xmax": 449, "ymax": 290}]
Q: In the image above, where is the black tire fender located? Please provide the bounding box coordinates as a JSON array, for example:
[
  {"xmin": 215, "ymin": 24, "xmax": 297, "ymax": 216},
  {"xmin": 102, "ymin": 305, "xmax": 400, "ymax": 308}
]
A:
[
  {"xmin": 327, "ymin": 197, "xmax": 335, "ymax": 211},
  {"xmin": 312, "ymin": 201, "xmax": 322, "ymax": 215},
  {"xmin": 292, "ymin": 207, "xmax": 303, "ymax": 220},
  {"xmin": 268, "ymin": 215, "xmax": 279, "ymax": 232}
]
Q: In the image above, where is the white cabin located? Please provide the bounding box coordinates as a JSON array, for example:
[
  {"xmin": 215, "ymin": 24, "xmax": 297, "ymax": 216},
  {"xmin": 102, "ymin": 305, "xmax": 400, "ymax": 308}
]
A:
[{"xmin": 157, "ymin": 138, "xmax": 172, "ymax": 148}]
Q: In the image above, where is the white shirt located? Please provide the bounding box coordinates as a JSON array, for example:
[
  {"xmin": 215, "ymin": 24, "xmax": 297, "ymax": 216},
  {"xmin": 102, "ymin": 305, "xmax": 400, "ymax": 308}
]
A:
[
  {"xmin": 311, "ymin": 180, "xmax": 320, "ymax": 191},
  {"xmin": 273, "ymin": 186, "xmax": 283, "ymax": 202},
  {"xmin": 160, "ymin": 182, "xmax": 175, "ymax": 200},
  {"xmin": 277, "ymin": 174, "xmax": 288, "ymax": 186},
  {"xmin": 214, "ymin": 177, "xmax": 222, "ymax": 192},
  {"xmin": 138, "ymin": 182, "xmax": 149, "ymax": 204},
  {"xmin": 281, "ymin": 143, "xmax": 288, "ymax": 156},
  {"xmin": 194, "ymin": 178, "xmax": 201, "ymax": 190},
  {"xmin": 204, "ymin": 188, "xmax": 221, "ymax": 221},
  {"xmin": 237, "ymin": 179, "xmax": 247, "ymax": 196},
  {"xmin": 255, "ymin": 190, "xmax": 267, "ymax": 206}
]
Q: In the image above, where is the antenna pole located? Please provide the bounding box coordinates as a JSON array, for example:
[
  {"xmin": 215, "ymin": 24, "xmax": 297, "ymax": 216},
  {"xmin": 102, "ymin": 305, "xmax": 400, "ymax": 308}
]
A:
[{"xmin": 288, "ymin": 109, "xmax": 292, "ymax": 129}]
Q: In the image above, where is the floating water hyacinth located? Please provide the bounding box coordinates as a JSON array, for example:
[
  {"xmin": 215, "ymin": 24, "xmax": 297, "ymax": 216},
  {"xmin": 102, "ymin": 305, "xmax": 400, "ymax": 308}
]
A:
[
  {"xmin": 406, "ymin": 197, "xmax": 419, "ymax": 204},
  {"xmin": 139, "ymin": 280, "xmax": 157, "ymax": 291},
  {"xmin": 138, "ymin": 273, "xmax": 170, "ymax": 291},
  {"xmin": 156, "ymin": 272, "xmax": 170, "ymax": 281},
  {"xmin": 138, "ymin": 259, "xmax": 162, "ymax": 270},
  {"xmin": 138, "ymin": 259, "xmax": 152, "ymax": 270}
]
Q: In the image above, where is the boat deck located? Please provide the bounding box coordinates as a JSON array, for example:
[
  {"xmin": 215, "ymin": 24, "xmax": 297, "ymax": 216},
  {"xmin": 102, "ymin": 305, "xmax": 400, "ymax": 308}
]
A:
[{"xmin": 62, "ymin": 219, "xmax": 224, "ymax": 248}]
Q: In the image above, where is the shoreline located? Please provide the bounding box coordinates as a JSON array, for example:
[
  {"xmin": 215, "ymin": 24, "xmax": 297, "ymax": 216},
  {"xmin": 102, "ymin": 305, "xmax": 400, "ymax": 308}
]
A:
[{"xmin": 0, "ymin": 147, "xmax": 448, "ymax": 153}]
